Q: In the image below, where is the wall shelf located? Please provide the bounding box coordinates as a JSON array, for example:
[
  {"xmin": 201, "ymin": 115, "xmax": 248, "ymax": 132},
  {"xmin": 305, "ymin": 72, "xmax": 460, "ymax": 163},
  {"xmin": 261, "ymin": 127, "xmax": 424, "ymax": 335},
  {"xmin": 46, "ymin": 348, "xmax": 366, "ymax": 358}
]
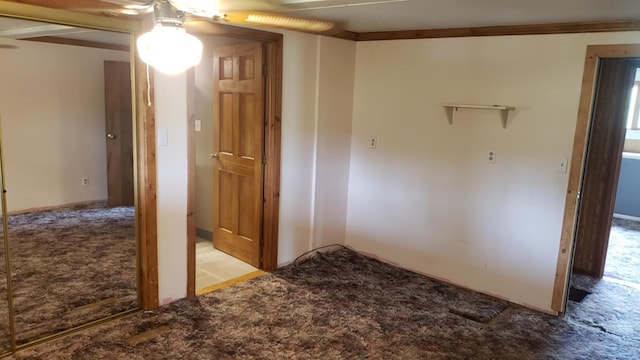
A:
[{"xmin": 443, "ymin": 104, "xmax": 515, "ymax": 129}]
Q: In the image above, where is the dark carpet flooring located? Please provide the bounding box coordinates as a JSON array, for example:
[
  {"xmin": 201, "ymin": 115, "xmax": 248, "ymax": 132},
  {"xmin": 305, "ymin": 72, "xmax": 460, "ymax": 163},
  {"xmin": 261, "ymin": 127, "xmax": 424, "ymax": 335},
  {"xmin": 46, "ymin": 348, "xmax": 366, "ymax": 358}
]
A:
[
  {"xmin": 3, "ymin": 247, "xmax": 639, "ymax": 360},
  {"xmin": 0, "ymin": 202, "xmax": 138, "ymax": 346}
]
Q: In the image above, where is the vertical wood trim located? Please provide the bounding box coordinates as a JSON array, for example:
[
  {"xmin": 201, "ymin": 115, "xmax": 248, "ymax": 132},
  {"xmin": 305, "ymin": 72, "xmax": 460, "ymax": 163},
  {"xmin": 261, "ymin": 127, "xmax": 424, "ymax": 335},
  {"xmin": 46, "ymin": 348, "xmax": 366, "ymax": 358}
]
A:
[
  {"xmin": 186, "ymin": 69, "xmax": 196, "ymax": 298},
  {"xmin": 551, "ymin": 44, "xmax": 640, "ymax": 312},
  {"xmin": 135, "ymin": 17, "xmax": 159, "ymax": 310},
  {"xmin": 262, "ymin": 37, "xmax": 283, "ymax": 271}
]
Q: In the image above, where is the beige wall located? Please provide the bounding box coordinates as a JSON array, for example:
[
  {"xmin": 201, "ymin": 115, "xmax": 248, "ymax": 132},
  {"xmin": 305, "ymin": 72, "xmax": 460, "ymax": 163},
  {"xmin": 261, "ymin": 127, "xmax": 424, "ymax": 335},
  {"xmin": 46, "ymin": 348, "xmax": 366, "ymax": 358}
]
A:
[
  {"xmin": 311, "ymin": 36, "xmax": 356, "ymax": 249},
  {"xmin": 346, "ymin": 32, "xmax": 640, "ymax": 312},
  {"xmin": 193, "ymin": 38, "xmax": 214, "ymax": 235},
  {"xmin": 0, "ymin": 38, "xmax": 129, "ymax": 212},
  {"xmin": 156, "ymin": 30, "xmax": 357, "ymax": 302},
  {"xmin": 624, "ymin": 138, "xmax": 640, "ymax": 153},
  {"xmin": 155, "ymin": 71, "xmax": 190, "ymax": 304}
]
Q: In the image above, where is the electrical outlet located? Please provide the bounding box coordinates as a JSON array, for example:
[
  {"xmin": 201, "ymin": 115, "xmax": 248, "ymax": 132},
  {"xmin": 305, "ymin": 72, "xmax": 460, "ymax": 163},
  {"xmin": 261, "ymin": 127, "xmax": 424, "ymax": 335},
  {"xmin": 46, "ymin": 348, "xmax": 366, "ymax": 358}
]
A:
[
  {"xmin": 488, "ymin": 150, "xmax": 496, "ymax": 164},
  {"xmin": 369, "ymin": 137, "xmax": 377, "ymax": 149},
  {"xmin": 81, "ymin": 177, "xmax": 89, "ymax": 187}
]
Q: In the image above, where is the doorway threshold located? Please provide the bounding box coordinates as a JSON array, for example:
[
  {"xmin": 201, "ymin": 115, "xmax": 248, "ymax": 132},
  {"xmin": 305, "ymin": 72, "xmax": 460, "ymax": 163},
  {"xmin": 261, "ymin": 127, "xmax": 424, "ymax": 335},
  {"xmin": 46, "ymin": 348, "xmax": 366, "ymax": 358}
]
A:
[{"xmin": 196, "ymin": 270, "xmax": 266, "ymax": 296}]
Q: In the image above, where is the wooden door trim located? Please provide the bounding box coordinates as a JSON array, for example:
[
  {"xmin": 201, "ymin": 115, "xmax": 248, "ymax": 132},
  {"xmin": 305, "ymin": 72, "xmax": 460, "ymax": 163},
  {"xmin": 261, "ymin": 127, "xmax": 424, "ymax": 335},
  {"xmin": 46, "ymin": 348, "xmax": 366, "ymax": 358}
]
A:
[
  {"xmin": 262, "ymin": 38, "xmax": 283, "ymax": 271},
  {"xmin": 186, "ymin": 24, "xmax": 283, "ymax": 297},
  {"xmin": 571, "ymin": 58, "xmax": 638, "ymax": 277},
  {"xmin": 135, "ymin": 39, "xmax": 159, "ymax": 310},
  {"xmin": 186, "ymin": 68, "xmax": 197, "ymax": 298},
  {"xmin": 551, "ymin": 44, "xmax": 640, "ymax": 312}
]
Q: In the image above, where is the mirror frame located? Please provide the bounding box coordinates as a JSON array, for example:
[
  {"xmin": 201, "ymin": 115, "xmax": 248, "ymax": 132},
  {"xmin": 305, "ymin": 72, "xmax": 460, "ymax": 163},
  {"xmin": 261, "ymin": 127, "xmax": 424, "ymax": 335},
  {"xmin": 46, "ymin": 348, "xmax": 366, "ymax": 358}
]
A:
[{"xmin": 0, "ymin": 0, "xmax": 159, "ymax": 330}]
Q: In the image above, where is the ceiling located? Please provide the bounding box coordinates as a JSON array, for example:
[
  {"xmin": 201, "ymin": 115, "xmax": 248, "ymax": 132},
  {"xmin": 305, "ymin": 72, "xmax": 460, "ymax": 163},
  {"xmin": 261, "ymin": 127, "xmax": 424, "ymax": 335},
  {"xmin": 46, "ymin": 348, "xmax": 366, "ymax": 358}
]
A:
[
  {"xmin": 280, "ymin": 0, "xmax": 640, "ymax": 33},
  {"xmin": 0, "ymin": 0, "xmax": 638, "ymax": 41},
  {"xmin": 0, "ymin": 16, "xmax": 130, "ymax": 47}
]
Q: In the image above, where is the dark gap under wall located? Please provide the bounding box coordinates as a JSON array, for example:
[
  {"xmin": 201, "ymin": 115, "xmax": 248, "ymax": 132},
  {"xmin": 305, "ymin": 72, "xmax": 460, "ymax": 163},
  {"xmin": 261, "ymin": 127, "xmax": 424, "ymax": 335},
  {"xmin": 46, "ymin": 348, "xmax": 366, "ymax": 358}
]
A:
[{"xmin": 195, "ymin": 228, "xmax": 213, "ymax": 241}]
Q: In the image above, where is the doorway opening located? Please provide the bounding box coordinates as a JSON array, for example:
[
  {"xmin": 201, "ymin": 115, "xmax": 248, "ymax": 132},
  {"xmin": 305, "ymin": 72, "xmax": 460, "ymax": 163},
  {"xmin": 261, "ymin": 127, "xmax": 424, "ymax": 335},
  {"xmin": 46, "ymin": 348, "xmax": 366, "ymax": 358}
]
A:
[
  {"xmin": 549, "ymin": 47, "xmax": 640, "ymax": 341},
  {"xmin": 552, "ymin": 52, "xmax": 640, "ymax": 344},
  {"xmin": 185, "ymin": 23, "xmax": 282, "ymax": 297},
  {"xmin": 603, "ymin": 68, "xmax": 640, "ymax": 287},
  {"xmin": 552, "ymin": 45, "xmax": 640, "ymax": 314}
]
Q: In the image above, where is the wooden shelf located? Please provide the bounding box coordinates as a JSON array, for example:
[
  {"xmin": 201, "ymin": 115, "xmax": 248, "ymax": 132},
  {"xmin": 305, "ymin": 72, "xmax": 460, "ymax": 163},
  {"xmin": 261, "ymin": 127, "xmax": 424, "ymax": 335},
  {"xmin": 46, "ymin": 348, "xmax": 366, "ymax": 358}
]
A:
[{"xmin": 443, "ymin": 104, "xmax": 515, "ymax": 129}]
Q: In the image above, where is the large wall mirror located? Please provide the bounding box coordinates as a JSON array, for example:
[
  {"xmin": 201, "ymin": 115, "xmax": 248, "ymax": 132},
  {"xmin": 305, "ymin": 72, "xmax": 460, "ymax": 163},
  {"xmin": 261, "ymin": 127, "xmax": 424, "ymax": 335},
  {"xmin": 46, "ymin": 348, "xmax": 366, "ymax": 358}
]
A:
[{"xmin": 0, "ymin": 4, "xmax": 141, "ymax": 355}]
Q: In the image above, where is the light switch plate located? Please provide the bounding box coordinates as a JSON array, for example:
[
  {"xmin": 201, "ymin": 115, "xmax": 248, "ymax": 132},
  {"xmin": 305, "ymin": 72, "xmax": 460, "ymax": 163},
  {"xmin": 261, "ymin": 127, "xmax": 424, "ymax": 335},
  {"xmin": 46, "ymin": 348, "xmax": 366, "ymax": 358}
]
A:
[
  {"xmin": 158, "ymin": 129, "xmax": 168, "ymax": 146},
  {"xmin": 559, "ymin": 158, "xmax": 568, "ymax": 173},
  {"xmin": 195, "ymin": 120, "xmax": 201, "ymax": 132}
]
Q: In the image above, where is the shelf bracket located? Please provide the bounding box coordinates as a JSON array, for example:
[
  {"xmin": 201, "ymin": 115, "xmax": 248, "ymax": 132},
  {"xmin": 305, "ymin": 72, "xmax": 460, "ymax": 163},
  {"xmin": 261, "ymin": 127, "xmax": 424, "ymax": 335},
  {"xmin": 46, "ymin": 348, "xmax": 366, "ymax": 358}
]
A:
[{"xmin": 444, "ymin": 106, "xmax": 455, "ymax": 125}]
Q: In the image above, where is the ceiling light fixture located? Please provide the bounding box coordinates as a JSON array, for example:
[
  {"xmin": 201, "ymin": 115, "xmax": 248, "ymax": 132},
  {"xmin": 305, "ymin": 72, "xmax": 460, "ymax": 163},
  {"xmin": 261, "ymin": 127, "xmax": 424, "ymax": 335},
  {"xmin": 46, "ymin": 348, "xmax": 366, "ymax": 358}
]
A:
[{"xmin": 136, "ymin": 0, "xmax": 203, "ymax": 75}]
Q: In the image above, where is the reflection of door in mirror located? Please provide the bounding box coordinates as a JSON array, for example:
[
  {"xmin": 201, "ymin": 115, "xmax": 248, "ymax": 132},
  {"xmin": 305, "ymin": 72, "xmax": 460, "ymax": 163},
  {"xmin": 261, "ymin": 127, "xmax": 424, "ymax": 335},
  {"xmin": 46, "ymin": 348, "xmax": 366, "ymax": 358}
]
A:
[{"xmin": 0, "ymin": 16, "xmax": 139, "ymax": 347}]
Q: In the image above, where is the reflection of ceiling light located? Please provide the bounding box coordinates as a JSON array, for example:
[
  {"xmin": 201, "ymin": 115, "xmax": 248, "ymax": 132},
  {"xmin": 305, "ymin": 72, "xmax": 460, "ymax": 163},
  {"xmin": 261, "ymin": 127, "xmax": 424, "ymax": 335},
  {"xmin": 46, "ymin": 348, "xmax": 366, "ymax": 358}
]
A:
[
  {"xmin": 136, "ymin": 0, "xmax": 203, "ymax": 75},
  {"xmin": 137, "ymin": 24, "xmax": 202, "ymax": 75}
]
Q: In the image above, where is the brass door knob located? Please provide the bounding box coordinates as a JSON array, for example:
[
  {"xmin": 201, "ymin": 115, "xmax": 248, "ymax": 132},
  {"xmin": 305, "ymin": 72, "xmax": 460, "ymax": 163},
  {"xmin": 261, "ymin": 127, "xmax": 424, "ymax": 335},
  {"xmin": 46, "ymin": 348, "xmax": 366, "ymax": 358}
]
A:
[
  {"xmin": 209, "ymin": 153, "xmax": 219, "ymax": 160},
  {"xmin": 106, "ymin": 133, "xmax": 116, "ymax": 139}
]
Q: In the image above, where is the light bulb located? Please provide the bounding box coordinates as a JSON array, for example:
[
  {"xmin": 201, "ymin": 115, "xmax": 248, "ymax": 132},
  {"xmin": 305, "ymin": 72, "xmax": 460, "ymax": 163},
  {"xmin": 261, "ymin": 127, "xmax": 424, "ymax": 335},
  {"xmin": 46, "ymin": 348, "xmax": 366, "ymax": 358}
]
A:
[{"xmin": 137, "ymin": 25, "xmax": 203, "ymax": 75}]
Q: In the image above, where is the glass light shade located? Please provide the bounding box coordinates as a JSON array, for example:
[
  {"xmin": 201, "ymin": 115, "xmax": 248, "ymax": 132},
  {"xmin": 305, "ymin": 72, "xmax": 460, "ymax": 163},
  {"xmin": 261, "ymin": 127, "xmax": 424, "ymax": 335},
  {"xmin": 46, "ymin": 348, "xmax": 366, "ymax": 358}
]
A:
[{"xmin": 137, "ymin": 25, "xmax": 203, "ymax": 75}]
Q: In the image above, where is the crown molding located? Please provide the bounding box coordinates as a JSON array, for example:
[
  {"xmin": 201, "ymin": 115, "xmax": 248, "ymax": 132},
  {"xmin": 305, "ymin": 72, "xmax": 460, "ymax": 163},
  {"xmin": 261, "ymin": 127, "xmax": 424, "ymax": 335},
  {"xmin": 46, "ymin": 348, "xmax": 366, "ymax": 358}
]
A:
[
  {"xmin": 354, "ymin": 19, "xmax": 640, "ymax": 41},
  {"xmin": 22, "ymin": 36, "xmax": 130, "ymax": 51}
]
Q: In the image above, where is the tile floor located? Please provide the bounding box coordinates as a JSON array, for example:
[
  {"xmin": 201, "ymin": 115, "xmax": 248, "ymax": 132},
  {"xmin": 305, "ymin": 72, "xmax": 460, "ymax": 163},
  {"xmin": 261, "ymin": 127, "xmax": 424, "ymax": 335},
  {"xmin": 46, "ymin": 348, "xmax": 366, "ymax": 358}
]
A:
[{"xmin": 195, "ymin": 238, "xmax": 258, "ymax": 291}]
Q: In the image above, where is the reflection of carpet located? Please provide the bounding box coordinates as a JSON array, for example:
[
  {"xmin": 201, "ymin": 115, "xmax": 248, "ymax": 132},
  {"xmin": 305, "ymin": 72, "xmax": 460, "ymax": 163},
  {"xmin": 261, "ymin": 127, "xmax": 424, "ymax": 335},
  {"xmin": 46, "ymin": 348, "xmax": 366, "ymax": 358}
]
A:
[
  {"xmin": 0, "ymin": 250, "xmax": 9, "ymax": 354},
  {"xmin": 605, "ymin": 218, "xmax": 640, "ymax": 284},
  {"xmin": 4, "ymin": 202, "xmax": 138, "ymax": 345},
  {"xmin": 9, "ymin": 248, "xmax": 640, "ymax": 359}
]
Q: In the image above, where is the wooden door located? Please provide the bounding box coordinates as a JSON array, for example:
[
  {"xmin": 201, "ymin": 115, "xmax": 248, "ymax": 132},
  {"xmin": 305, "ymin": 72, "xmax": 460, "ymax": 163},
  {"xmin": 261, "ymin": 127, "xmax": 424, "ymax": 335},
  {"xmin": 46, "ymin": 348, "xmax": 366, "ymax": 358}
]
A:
[
  {"xmin": 572, "ymin": 58, "xmax": 640, "ymax": 277},
  {"xmin": 212, "ymin": 43, "xmax": 264, "ymax": 267},
  {"xmin": 104, "ymin": 61, "xmax": 134, "ymax": 207}
]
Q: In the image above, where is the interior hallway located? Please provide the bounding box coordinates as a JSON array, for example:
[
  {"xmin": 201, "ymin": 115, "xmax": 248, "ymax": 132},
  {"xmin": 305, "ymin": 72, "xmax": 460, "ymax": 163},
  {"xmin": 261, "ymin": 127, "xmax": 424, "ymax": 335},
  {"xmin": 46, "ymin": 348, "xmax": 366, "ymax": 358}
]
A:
[{"xmin": 195, "ymin": 237, "xmax": 258, "ymax": 293}]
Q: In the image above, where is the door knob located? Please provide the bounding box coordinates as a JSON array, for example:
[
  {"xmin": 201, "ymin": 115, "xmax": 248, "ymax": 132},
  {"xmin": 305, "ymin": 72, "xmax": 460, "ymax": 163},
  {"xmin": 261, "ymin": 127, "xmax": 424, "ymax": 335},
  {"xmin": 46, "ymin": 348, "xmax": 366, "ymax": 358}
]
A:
[
  {"xmin": 209, "ymin": 152, "xmax": 219, "ymax": 160},
  {"xmin": 106, "ymin": 133, "xmax": 117, "ymax": 139}
]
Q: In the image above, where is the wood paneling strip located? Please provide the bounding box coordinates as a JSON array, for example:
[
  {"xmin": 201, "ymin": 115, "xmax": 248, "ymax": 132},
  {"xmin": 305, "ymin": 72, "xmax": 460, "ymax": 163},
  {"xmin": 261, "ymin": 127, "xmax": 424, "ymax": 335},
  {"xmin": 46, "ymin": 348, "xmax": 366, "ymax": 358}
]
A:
[
  {"xmin": 135, "ymin": 17, "xmax": 159, "ymax": 311},
  {"xmin": 186, "ymin": 68, "xmax": 196, "ymax": 298},
  {"xmin": 261, "ymin": 38, "xmax": 283, "ymax": 271}
]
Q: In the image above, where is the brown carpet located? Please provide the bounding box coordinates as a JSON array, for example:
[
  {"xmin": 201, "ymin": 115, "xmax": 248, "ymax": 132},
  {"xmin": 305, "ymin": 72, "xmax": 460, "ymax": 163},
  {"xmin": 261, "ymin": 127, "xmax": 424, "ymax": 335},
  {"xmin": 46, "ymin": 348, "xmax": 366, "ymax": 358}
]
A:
[
  {"xmin": 1, "ymin": 202, "xmax": 138, "ymax": 346},
  {"xmin": 604, "ymin": 217, "xmax": 640, "ymax": 284},
  {"xmin": 2, "ymin": 247, "xmax": 639, "ymax": 359}
]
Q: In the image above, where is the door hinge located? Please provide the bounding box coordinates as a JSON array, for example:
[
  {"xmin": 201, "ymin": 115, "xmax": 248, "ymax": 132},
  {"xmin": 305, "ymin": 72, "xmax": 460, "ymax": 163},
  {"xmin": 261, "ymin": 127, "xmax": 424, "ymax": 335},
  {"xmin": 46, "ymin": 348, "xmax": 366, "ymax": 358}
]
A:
[
  {"xmin": 263, "ymin": 64, "xmax": 267, "ymax": 77},
  {"xmin": 262, "ymin": 154, "xmax": 266, "ymax": 164}
]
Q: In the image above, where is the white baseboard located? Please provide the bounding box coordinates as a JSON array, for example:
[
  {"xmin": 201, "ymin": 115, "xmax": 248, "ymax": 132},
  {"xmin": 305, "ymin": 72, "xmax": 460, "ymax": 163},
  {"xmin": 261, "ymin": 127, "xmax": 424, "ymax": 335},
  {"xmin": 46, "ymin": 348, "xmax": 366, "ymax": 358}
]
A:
[{"xmin": 613, "ymin": 213, "xmax": 640, "ymax": 222}]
